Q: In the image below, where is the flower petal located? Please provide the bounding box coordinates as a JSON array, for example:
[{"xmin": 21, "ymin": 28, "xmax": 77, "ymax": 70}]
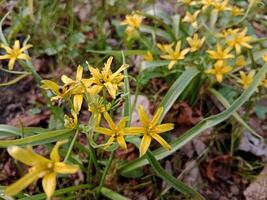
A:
[
  {"xmin": 0, "ymin": 54, "xmax": 10, "ymax": 60},
  {"xmin": 13, "ymin": 40, "xmax": 20, "ymax": 50},
  {"xmin": 151, "ymin": 134, "xmax": 171, "ymax": 150},
  {"xmin": 103, "ymin": 112, "xmax": 116, "ymax": 130},
  {"xmin": 76, "ymin": 65, "xmax": 83, "ymax": 81},
  {"xmin": 0, "ymin": 44, "xmax": 12, "ymax": 53},
  {"xmin": 124, "ymin": 127, "xmax": 146, "ymax": 135},
  {"xmin": 168, "ymin": 60, "xmax": 177, "ymax": 70},
  {"xmin": 117, "ymin": 136, "xmax": 127, "ymax": 149},
  {"xmin": 19, "ymin": 44, "xmax": 33, "ymax": 53},
  {"xmin": 95, "ymin": 127, "xmax": 113, "ymax": 136},
  {"xmin": 139, "ymin": 134, "xmax": 151, "ymax": 157},
  {"xmin": 73, "ymin": 94, "xmax": 83, "ymax": 113},
  {"xmin": 42, "ymin": 172, "xmax": 56, "ymax": 199},
  {"xmin": 150, "ymin": 107, "xmax": 163, "ymax": 127},
  {"xmin": 53, "ymin": 162, "xmax": 79, "ymax": 174},
  {"xmin": 17, "ymin": 53, "xmax": 31, "ymax": 60},
  {"xmin": 61, "ymin": 75, "xmax": 74, "ymax": 85},
  {"xmin": 138, "ymin": 105, "xmax": 150, "ymax": 127},
  {"xmin": 118, "ymin": 117, "xmax": 128, "ymax": 129},
  {"xmin": 7, "ymin": 146, "xmax": 50, "ymax": 166},
  {"xmin": 154, "ymin": 123, "xmax": 174, "ymax": 133},
  {"xmin": 5, "ymin": 168, "xmax": 47, "ymax": 197},
  {"xmin": 8, "ymin": 58, "xmax": 16, "ymax": 70},
  {"xmin": 104, "ymin": 82, "xmax": 117, "ymax": 98},
  {"xmin": 50, "ymin": 140, "xmax": 68, "ymax": 162}
]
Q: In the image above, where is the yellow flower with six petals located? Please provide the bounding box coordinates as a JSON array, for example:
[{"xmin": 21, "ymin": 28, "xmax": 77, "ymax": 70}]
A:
[
  {"xmin": 207, "ymin": 43, "xmax": 234, "ymax": 63},
  {"xmin": 186, "ymin": 34, "xmax": 206, "ymax": 52},
  {"xmin": 121, "ymin": 13, "xmax": 144, "ymax": 36},
  {"xmin": 0, "ymin": 40, "xmax": 32, "ymax": 70},
  {"xmin": 88, "ymin": 56, "xmax": 129, "ymax": 99},
  {"xmin": 182, "ymin": 11, "xmax": 200, "ymax": 29},
  {"xmin": 205, "ymin": 61, "xmax": 232, "ymax": 83},
  {"xmin": 237, "ymin": 70, "xmax": 255, "ymax": 89},
  {"xmin": 160, "ymin": 41, "xmax": 190, "ymax": 70},
  {"xmin": 5, "ymin": 140, "xmax": 79, "ymax": 199}
]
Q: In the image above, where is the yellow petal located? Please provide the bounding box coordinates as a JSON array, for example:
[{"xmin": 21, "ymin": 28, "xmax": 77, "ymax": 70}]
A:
[
  {"xmin": 5, "ymin": 168, "xmax": 47, "ymax": 197},
  {"xmin": 42, "ymin": 172, "xmax": 56, "ymax": 199},
  {"xmin": 0, "ymin": 54, "xmax": 11, "ymax": 59},
  {"xmin": 76, "ymin": 65, "xmax": 83, "ymax": 81},
  {"xmin": 73, "ymin": 94, "xmax": 83, "ymax": 113},
  {"xmin": 139, "ymin": 134, "xmax": 151, "ymax": 157},
  {"xmin": 0, "ymin": 44, "xmax": 12, "ymax": 54},
  {"xmin": 103, "ymin": 112, "xmax": 116, "ymax": 130},
  {"xmin": 118, "ymin": 117, "xmax": 128, "ymax": 129},
  {"xmin": 138, "ymin": 105, "xmax": 150, "ymax": 127},
  {"xmin": 53, "ymin": 162, "xmax": 79, "ymax": 174},
  {"xmin": 7, "ymin": 146, "xmax": 50, "ymax": 166},
  {"xmin": 117, "ymin": 136, "xmax": 127, "ymax": 149},
  {"xmin": 104, "ymin": 137, "xmax": 115, "ymax": 149},
  {"xmin": 95, "ymin": 127, "xmax": 113, "ymax": 136},
  {"xmin": 17, "ymin": 53, "xmax": 31, "ymax": 60},
  {"xmin": 151, "ymin": 134, "xmax": 171, "ymax": 150},
  {"xmin": 8, "ymin": 58, "xmax": 16, "ymax": 70},
  {"xmin": 104, "ymin": 82, "xmax": 117, "ymax": 98},
  {"xmin": 103, "ymin": 56, "xmax": 113, "ymax": 74},
  {"xmin": 154, "ymin": 123, "xmax": 174, "ymax": 133},
  {"xmin": 50, "ymin": 140, "xmax": 68, "ymax": 162},
  {"xmin": 41, "ymin": 80, "xmax": 60, "ymax": 95},
  {"xmin": 168, "ymin": 60, "xmax": 177, "ymax": 70},
  {"xmin": 13, "ymin": 40, "xmax": 20, "ymax": 50},
  {"xmin": 88, "ymin": 66, "xmax": 101, "ymax": 80},
  {"xmin": 112, "ymin": 64, "xmax": 129, "ymax": 77},
  {"xmin": 124, "ymin": 127, "xmax": 146, "ymax": 135},
  {"xmin": 150, "ymin": 107, "xmax": 163, "ymax": 127},
  {"xmin": 61, "ymin": 75, "xmax": 74, "ymax": 85},
  {"xmin": 19, "ymin": 44, "xmax": 33, "ymax": 53}
]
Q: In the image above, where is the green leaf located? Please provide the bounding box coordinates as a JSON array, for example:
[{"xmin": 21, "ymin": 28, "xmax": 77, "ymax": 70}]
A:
[
  {"xmin": 146, "ymin": 151, "xmax": 205, "ymax": 199},
  {"xmin": 100, "ymin": 187, "xmax": 130, "ymax": 200},
  {"xmin": 87, "ymin": 49, "xmax": 147, "ymax": 56},
  {"xmin": 140, "ymin": 25, "xmax": 173, "ymax": 41},
  {"xmin": 159, "ymin": 67, "xmax": 199, "ymax": 122},
  {"xmin": 255, "ymin": 104, "xmax": 267, "ymax": 119},
  {"xmin": 119, "ymin": 63, "xmax": 267, "ymax": 174},
  {"xmin": 209, "ymin": 88, "xmax": 262, "ymax": 139},
  {"xmin": 0, "ymin": 129, "xmax": 74, "ymax": 147}
]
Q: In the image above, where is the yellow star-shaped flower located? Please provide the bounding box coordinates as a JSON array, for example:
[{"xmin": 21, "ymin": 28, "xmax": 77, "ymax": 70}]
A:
[
  {"xmin": 160, "ymin": 41, "xmax": 190, "ymax": 70},
  {"xmin": 237, "ymin": 70, "xmax": 255, "ymax": 89},
  {"xmin": 182, "ymin": 10, "xmax": 200, "ymax": 29},
  {"xmin": 0, "ymin": 40, "xmax": 32, "ymax": 70},
  {"xmin": 205, "ymin": 61, "xmax": 232, "ymax": 83},
  {"xmin": 88, "ymin": 56, "xmax": 129, "ymax": 99},
  {"xmin": 186, "ymin": 34, "xmax": 206, "ymax": 52},
  {"xmin": 5, "ymin": 140, "xmax": 79, "ymax": 200},
  {"xmin": 207, "ymin": 43, "xmax": 234, "ymax": 62},
  {"xmin": 121, "ymin": 13, "xmax": 144, "ymax": 36}
]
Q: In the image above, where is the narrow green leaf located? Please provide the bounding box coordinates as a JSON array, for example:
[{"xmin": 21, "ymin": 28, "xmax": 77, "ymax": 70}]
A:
[
  {"xmin": 146, "ymin": 151, "xmax": 205, "ymax": 200},
  {"xmin": 0, "ymin": 129, "xmax": 74, "ymax": 147},
  {"xmin": 159, "ymin": 67, "xmax": 199, "ymax": 122},
  {"xmin": 100, "ymin": 187, "xmax": 130, "ymax": 200},
  {"xmin": 87, "ymin": 49, "xmax": 147, "ymax": 56},
  {"xmin": 209, "ymin": 88, "xmax": 262, "ymax": 139},
  {"xmin": 120, "ymin": 63, "xmax": 267, "ymax": 174}
]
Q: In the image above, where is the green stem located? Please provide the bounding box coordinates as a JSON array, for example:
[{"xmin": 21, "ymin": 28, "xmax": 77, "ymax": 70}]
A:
[
  {"xmin": 97, "ymin": 150, "xmax": 115, "ymax": 195},
  {"xmin": 64, "ymin": 130, "xmax": 79, "ymax": 162}
]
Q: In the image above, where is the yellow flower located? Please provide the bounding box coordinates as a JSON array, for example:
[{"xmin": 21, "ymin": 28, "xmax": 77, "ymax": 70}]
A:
[
  {"xmin": 205, "ymin": 61, "xmax": 232, "ymax": 82},
  {"xmin": 230, "ymin": 6, "xmax": 244, "ymax": 16},
  {"xmin": 0, "ymin": 40, "xmax": 32, "ymax": 70},
  {"xmin": 262, "ymin": 54, "xmax": 267, "ymax": 63},
  {"xmin": 201, "ymin": 0, "xmax": 214, "ymax": 10},
  {"xmin": 5, "ymin": 141, "xmax": 79, "ymax": 199},
  {"xmin": 121, "ymin": 13, "xmax": 144, "ymax": 35},
  {"xmin": 144, "ymin": 51, "xmax": 154, "ymax": 61},
  {"xmin": 64, "ymin": 110, "xmax": 78, "ymax": 129},
  {"xmin": 182, "ymin": 10, "xmax": 200, "ymax": 29},
  {"xmin": 178, "ymin": 0, "xmax": 197, "ymax": 6},
  {"xmin": 226, "ymin": 27, "xmax": 253, "ymax": 54},
  {"xmin": 88, "ymin": 56, "xmax": 129, "ymax": 99},
  {"xmin": 235, "ymin": 56, "xmax": 246, "ymax": 67},
  {"xmin": 41, "ymin": 80, "xmax": 72, "ymax": 101},
  {"xmin": 213, "ymin": 0, "xmax": 230, "ymax": 12},
  {"xmin": 186, "ymin": 34, "xmax": 206, "ymax": 52},
  {"xmin": 219, "ymin": 28, "xmax": 240, "ymax": 38},
  {"xmin": 88, "ymin": 96, "xmax": 111, "ymax": 126},
  {"xmin": 95, "ymin": 112, "xmax": 141, "ymax": 149},
  {"xmin": 157, "ymin": 43, "xmax": 174, "ymax": 53},
  {"xmin": 160, "ymin": 41, "xmax": 190, "ymax": 70},
  {"xmin": 207, "ymin": 43, "xmax": 234, "ymax": 62},
  {"xmin": 237, "ymin": 70, "xmax": 255, "ymax": 89},
  {"xmin": 61, "ymin": 65, "xmax": 94, "ymax": 113},
  {"xmin": 136, "ymin": 106, "xmax": 174, "ymax": 157}
]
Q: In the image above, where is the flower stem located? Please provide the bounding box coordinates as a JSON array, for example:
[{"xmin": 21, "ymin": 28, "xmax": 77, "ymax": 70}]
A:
[{"xmin": 64, "ymin": 130, "xmax": 79, "ymax": 162}]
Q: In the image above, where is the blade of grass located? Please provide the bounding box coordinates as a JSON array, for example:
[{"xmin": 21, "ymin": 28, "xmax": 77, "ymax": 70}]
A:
[
  {"xmin": 0, "ymin": 129, "xmax": 74, "ymax": 147},
  {"xmin": 87, "ymin": 49, "xmax": 147, "ymax": 56},
  {"xmin": 100, "ymin": 187, "xmax": 130, "ymax": 200},
  {"xmin": 120, "ymin": 63, "xmax": 267, "ymax": 174},
  {"xmin": 146, "ymin": 151, "xmax": 205, "ymax": 200},
  {"xmin": 209, "ymin": 88, "xmax": 262, "ymax": 139}
]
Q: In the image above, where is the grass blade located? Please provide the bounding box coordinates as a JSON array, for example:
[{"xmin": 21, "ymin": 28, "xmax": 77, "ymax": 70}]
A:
[
  {"xmin": 120, "ymin": 63, "xmax": 267, "ymax": 174},
  {"xmin": 100, "ymin": 187, "xmax": 130, "ymax": 200},
  {"xmin": 146, "ymin": 151, "xmax": 205, "ymax": 199}
]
